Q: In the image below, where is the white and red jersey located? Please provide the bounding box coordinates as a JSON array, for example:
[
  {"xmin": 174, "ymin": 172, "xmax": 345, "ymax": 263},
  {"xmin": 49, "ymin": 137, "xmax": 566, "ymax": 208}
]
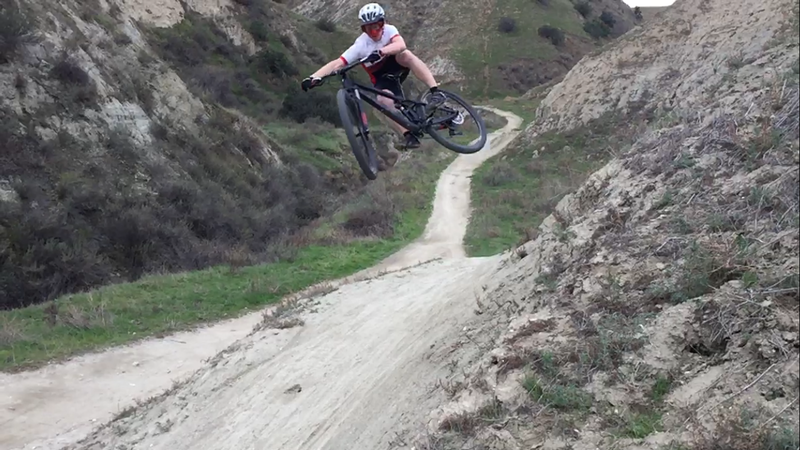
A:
[{"xmin": 340, "ymin": 24, "xmax": 402, "ymax": 82}]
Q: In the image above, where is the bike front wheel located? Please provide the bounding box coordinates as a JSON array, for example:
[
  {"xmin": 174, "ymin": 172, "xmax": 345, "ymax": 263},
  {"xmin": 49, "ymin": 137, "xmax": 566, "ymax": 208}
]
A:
[
  {"xmin": 417, "ymin": 89, "xmax": 488, "ymax": 154},
  {"xmin": 337, "ymin": 89, "xmax": 379, "ymax": 180}
]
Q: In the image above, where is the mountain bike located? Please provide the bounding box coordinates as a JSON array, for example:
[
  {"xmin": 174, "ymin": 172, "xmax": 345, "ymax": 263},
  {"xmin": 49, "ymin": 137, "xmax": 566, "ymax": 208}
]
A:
[{"xmin": 313, "ymin": 55, "xmax": 488, "ymax": 180}]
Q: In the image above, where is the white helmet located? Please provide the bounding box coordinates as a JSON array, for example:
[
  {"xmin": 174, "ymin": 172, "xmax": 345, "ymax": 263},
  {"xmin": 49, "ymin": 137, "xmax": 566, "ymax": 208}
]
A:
[{"xmin": 358, "ymin": 3, "xmax": 385, "ymax": 25}]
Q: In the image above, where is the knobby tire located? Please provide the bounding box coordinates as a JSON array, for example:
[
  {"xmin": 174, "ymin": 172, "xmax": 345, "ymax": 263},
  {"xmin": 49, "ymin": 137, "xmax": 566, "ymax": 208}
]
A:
[
  {"xmin": 337, "ymin": 89, "xmax": 379, "ymax": 180},
  {"xmin": 418, "ymin": 89, "xmax": 488, "ymax": 154}
]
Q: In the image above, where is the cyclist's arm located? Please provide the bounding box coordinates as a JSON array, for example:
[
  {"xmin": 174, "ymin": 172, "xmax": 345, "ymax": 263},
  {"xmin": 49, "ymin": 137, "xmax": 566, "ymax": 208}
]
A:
[
  {"xmin": 380, "ymin": 34, "xmax": 407, "ymax": 56},
  {"xmin": 310, "ymin": 40, "xmax": 364, "ymax": 78},
  {"xmin": 310, "ymin": 58, "xmax": 346, "ymax": 79}
]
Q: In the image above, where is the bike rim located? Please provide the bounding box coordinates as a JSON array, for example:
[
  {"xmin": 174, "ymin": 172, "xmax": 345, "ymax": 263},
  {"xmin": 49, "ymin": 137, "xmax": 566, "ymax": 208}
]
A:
[{"xmin": 424, "ymin": 92, "xmax": 486, "ymax": 151}]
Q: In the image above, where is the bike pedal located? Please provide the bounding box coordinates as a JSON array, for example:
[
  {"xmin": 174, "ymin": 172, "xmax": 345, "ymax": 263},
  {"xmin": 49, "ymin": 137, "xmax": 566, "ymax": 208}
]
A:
[{"xmin": 449, "ymin": 129, "xmax": 463, "ymax": 137}]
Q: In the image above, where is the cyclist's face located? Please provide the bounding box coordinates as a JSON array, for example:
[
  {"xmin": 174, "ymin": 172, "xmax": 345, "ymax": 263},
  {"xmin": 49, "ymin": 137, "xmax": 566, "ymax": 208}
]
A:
[{"xmin": 362, "ymin": 21, "xmax": 384, "ymax": 40}]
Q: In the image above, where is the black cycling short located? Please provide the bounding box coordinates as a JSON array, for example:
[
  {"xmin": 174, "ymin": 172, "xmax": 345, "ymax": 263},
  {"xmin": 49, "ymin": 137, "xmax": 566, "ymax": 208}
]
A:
[{"xmin": 368, "ymin": 55, "xmax": 410, "ymax": 99}]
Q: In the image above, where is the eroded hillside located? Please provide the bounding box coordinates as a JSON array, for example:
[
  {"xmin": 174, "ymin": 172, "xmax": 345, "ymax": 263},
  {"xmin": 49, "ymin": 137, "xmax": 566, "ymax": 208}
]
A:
[
  {"xmin": 288, "ymin": 0, "xmax": 638, "ymax": 97},
  {"xmin": 415, "ymin": 0, "xmax": 800, "ymax": 448},
  {"xmin": 0, "ymin": 0, "xmax": 369, "ymax": 310}
]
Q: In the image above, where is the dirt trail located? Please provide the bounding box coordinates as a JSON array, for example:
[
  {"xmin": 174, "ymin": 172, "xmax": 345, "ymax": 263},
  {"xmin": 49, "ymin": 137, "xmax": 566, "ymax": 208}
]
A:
[
  {"xmin": 361, "ymin": 106, "xmax": 522, "ymax": 273},
  {"xmin": 0, "ymin": 108, "xmax": 522, "ymax": 450}
]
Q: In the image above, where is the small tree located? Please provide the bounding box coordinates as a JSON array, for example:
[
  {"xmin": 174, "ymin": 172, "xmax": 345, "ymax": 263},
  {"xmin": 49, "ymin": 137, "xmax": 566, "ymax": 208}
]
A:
[
  {"xmin": 634, "ymin": 6, "xmax": 643, "ymax": 21},
  {"xmin": 538, "ymin": 25, "xmax": 565, "ymax": 46},
  {"xmin": 498, "ymin": 17, "xmax": 517, "ymax": 33}
]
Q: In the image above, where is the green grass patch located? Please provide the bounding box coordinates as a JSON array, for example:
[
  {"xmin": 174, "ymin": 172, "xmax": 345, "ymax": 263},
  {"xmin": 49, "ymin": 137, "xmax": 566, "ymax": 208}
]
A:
[
  {"xmin": 651, "ymin": 374, "xmax": 673, "ymax": 403},
  {"xmin": 483, "ymin": 97, "xmax": 542, "ymax": 127},
  {"xmin": 264, "ymin": 119, "xmax": 349, "ymax": 171},
  {"xmin": 522, "ymin": 373, "xmax": 594, "ymax": 411},
  {"xmin": 620, "ymin": 410, "xmax": 664, "ymax": 439},
  {"xmin": 0, "ymin": 146, "xmax": 455, "ymax": 372},
  {"xmin": 453, "ymin": 0, "xmax": 592, "ymax": 98},
  {"xmin": 465, "ymin": 117, "xmax": 616, "ymax": 256}
]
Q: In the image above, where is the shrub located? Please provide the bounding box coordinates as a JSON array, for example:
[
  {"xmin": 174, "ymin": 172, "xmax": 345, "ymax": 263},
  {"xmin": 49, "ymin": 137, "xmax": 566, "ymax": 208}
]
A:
[
  {"xmin": 315, "ymin": 17, "xmax": 336, "ymax": 33},
  {"xmin": 583, "ymin": 18, "xmax": 612, "ymax": 39},
  {"xmin": 50, "ymin": 58, "xmax": 91, "ymax": 85},
  {"xmin": 248, "ymin": 20, "xmax": 269, "ymax": 42},
  {"xmin": 250, "ymin": 48, "xmax": 298, "ymax": 78},
  {"xmin": 341, "ymin": 188, "xmax": 395, "ymax": 238},
  {"xmin": 49, "ymin": 56, "xmax": 99, "ymax": 108},
  {"xmin": 0, "ymin": 3, "xmax": 34, "ymax": 64},
  {"xmin": 574, "ymin": 1, "xmax": 592, "ymax": 18},
  {"xmin": 498, "ymin": 17, "xmax": 516, "ymax": 34},
  {"xmin": 538, "ymin": 25, "xmax": 565, "ymax": 46},
  {"xmin": 600, "ymin": 11, "xmax": 617, "ymax": 28},
  {"xmin": 535, "ymin": 0, "xmax": 550, "ymax": 6},
  {"xmin": 0, "ymin": 99, "xmax": 346, "ymax": 309},
  {"xmin": 279, "ymin": 90, "xmax": 341, "ymax": 126},
  {"xmin": 151, "ymin": 12, "xmax": 242, "ymax": 67},
  {"xmin": 634, "ymin": 6, "xmax": 643, "ymax": 21},
  {"xmin": 482, "ymin": 160, "xmax": 519, "ymax": 187}
]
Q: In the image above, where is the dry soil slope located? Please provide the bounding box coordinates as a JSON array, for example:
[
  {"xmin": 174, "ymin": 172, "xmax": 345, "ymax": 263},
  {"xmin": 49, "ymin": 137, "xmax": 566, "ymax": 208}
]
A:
[
  {"xmin": 399, "ymin": 0, "xmax": 799, "ymax": 448},
  {"xmin": 287, "ymin": 0, "xmax": 638, "ymax": 97}
]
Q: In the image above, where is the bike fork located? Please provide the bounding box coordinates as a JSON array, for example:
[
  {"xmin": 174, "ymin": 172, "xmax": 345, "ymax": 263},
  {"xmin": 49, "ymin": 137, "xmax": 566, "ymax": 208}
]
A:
[{"xmin": 353, "ymin": 90, "xmax": 371, "ymax": 138}]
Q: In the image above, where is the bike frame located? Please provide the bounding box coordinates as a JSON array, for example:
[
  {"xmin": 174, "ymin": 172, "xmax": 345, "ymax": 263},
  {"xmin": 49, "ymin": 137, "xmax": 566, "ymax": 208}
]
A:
[{"xmin": 320, "ymin": 57, "xmax": 458, "ymax": 135}]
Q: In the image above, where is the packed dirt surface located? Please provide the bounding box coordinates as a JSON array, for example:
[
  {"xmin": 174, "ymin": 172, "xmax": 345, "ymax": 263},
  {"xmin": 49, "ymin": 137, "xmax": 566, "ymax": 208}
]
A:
[
  {"xmin": 0, "ymin": 314, "xmax": 262, "ymax": 450},
  {"xmin": 1, "ymin": 109, "xmax": 523, "ymax": 450}
]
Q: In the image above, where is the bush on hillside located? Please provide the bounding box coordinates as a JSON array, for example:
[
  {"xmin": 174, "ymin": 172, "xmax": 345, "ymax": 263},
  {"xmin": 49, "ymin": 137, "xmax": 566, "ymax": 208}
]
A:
[
  {"xmin": 0, "ymin": 104, "xmax": 338, "ymax": 309},
  {"xmin": 538, "ymin": 25, "xmax": 565, "ymax": 46},
  {"xmin": 250, "ymin": 48, "xmax": 298, "ymax": 78},
  {"xmin": 584, "ymin": 18, "xmax": 612, "ymax": 39},
  {"xmin": 341, "ymin": 186, "xmax": 396, "ymax": 238},
  {"xmin": 535, "ymin": 0, "xmax": 551, "ymax": 6},
  {"xmin": 498, "ymin": 17, "xmax": 517, "ymax": 34},
  {"xmin": 573, "ymin": 1, "xmax": 592, "ymax": 18},
  {"xmin": 600, "ymin": 11, "xmax": 617, "ymax": 28},
  {"xmin": 247, "ymin": 20, "xmax": 269, "ymax": 42},
  {"xmin": 148, "ymin": 12, "xmax": 300, "ymax": 119},
  {"xmin": 279, "ymin": 90, "xmax": 341, "ymax": 126},
  {"xmin": 0, "ymin": 3, "xmax": 34, "ymax": 64},
  {"xmin": 49, "ymin": 55, "xmax": 99, "ymax": 109}
]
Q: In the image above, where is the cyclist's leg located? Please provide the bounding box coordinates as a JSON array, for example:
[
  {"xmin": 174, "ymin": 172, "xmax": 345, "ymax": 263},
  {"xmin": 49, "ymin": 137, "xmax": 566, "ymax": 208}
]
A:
[
  {"xmin": 372, "ymin": 58, "xmax": 409, "ymax": 135},
  {"xmin": 374, "ymin": 76, "xmax": 420, "ymax": 148},
  {"xmin": 394, "ymin": 50, "xmax": 437, "ymax": 89},
  {"xmin": 375, "ymin": 85, "xmax": 407, "ymax": 136}
]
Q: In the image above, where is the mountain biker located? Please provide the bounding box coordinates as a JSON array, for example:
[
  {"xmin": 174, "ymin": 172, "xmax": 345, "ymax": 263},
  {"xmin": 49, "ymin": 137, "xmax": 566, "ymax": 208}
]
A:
[{"xmin": 300, "ymin": 3, "xmax": 447, "ymax": 149}]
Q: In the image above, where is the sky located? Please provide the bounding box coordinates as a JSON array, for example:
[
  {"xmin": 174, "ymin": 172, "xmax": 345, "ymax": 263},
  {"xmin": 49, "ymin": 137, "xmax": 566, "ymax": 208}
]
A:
[{"xmin": 622, "ymin": 0, "xmax": 675, "ymax": 6}]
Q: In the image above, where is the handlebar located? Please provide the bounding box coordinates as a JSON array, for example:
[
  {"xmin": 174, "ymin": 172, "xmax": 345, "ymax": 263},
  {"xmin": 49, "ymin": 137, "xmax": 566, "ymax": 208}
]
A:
[{"xmin": 318, "ymin": 55, "xmax": 371, "ymax": 82}]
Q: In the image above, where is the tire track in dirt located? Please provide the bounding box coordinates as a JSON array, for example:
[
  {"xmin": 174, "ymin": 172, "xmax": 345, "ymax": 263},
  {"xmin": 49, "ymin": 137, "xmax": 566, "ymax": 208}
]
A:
[{"xmin": 1, "ymin": 108, "xmax": 523, "ymax": 450}]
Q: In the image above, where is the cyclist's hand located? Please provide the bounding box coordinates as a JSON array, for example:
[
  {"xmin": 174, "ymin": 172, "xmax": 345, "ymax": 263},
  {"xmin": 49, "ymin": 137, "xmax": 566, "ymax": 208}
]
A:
[
  {"xmin": 301, "ymin": 76, "xmax": 321, "ymax": 92},
  {"xmin": 363, "ymin": 51, "xmax": 382, "ymax": 64}
]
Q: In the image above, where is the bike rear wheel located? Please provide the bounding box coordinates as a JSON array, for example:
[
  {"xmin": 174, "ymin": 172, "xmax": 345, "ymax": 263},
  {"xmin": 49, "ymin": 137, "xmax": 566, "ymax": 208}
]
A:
[
  {"xmin": 418, "ymin": 89, "xmax": 488, "ymax": 154},
  {"xmin": 337, "ymin": 89, "xmax": 379, "ymax": 180}
]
